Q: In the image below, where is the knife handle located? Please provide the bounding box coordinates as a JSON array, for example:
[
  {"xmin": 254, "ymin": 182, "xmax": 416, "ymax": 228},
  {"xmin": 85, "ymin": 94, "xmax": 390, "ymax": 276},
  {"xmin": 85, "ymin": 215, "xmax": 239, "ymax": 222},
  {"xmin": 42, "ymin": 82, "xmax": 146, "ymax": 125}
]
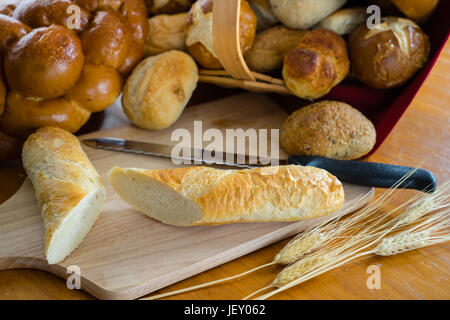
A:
[{"xmin": 288, "ymin": 156, "xmax": 436, "ymax": 193}]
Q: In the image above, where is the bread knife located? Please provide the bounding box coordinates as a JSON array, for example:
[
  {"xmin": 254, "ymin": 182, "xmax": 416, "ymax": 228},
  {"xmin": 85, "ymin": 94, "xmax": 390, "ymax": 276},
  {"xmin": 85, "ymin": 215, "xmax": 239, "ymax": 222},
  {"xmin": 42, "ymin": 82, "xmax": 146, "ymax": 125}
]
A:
[{"xmin": 82, "ymin": 137, "xmax": 436, "ymax": 193}]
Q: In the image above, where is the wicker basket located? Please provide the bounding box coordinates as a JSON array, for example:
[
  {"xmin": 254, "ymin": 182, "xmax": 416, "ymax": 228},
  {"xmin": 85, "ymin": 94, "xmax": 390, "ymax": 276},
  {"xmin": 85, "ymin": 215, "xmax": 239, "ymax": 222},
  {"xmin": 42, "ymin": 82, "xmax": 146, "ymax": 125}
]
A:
[{"xmin": 198, "ymin": 0, "xmax": 291, "ymax": 95}]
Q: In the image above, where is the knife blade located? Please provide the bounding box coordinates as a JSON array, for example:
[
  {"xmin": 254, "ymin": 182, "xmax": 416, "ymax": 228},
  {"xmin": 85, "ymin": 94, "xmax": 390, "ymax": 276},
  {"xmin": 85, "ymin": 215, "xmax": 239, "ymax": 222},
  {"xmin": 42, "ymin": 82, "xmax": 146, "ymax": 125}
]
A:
[{"xmin": 82, "ymin": 137, "xmax": 436, "ymax": 192}]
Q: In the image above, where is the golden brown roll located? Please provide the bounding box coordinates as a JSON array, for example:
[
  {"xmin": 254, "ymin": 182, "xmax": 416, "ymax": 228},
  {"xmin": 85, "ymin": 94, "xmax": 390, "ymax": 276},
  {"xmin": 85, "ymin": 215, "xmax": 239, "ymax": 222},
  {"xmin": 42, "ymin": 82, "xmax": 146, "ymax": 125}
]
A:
[
  {"xmin": 0, "ymin": 14, "xmax": 31, "ymax": 54},
  {"xmin": 186, "ymin": 0, "xmax": 257, "ymax": 69},
  {"xmin": 5, "ymin": 25, "xmax": 85, "ymax": 99},
  {"xmin": 270, "ymin": 0, "xmax": 347, "ymax": 29},
  {"xmin": 390, "ymin": 0, "xmax": 439, "ymax": 24},
  {"xmin": 312, "ymin": 7, "xmax": 367, "ymax": 36},
  {"xmin": 122, "ymin": 50, "xmax": 198, "ymax": 130},
  {"xmin": 144, "ymin": 12, "xmax": 188, "ymax": 56},
  {"xmin": 65, "ymin": 64, "xmax": 123, "ymax": 113},
  {"xmin": 0, "ymin": 91, "xmax": 91, "ymax": 140},
  {"xmin": 348, "ymin": 17, "xmax": 430, "ymax": 90},
  {"xmin": 245, "ymin": 26, "xmax": 306, "ymax": 73},
  {"xmin": 281, "ymin": 101, "xmax": 376, "ymax": 160},
  {"xmin": 13, "ymin": 0, "xmax": 91, "ymax": 32},
  {"xmin": 282, "ymin": 29, "xmax": 350, "ymax": 100},
  {"xmin": 145, "ymin": 0, "xmax": 192, "ymax": 15},
  {"xmin": 80, "ymin": 10, "xmax": 132, "ymax": 70}
]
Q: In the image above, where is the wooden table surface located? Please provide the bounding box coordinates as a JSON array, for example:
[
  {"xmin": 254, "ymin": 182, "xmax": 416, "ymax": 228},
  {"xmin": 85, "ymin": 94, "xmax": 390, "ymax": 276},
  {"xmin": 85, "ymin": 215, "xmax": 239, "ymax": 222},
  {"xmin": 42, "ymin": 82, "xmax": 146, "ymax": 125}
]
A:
[{"xmin": 0, "ymin": 40, "xmax": 449, "ymax": 300}]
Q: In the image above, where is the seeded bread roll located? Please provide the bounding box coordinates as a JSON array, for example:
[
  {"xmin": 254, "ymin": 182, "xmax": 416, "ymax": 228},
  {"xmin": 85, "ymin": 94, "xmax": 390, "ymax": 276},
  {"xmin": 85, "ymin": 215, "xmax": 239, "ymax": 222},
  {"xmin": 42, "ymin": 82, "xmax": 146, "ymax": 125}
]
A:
[
  {"xmin": 108, "ymin": 165, "xmax": 344, "ymax": 226},
  {"xmin": 313, "ymin": 7, "xmax": 367, "ymax": 36},
  {"xmin": 348, "ymin": 17, "xmax": 430, "ymax": 89},
  {"xmin": 282, "ymin": 29, "xmax": 350, "ymax": 100},
  {"xmin": 186, "ymin": 0, "xmax": 257, "ymax": 69},
  {"xmin": 270, "ymin": 0, "xmax": 347, "ymax": 29},
  {"xmin": 281, "ymin": 101, "xmax": 376, "ymax": 160},
  {"xmin": 22, "ymin": 127, "xmax": 106, "ymax": 264},
  {"xmin": 245, "ymin": 26, "xmax": 306, "ymax": 73},
  {"xmin": 144, "ymin": 12, "xmax": 188, "ymax": 56},
  {"xmin": 122, "ymin": 50, "xmax": 198, "ymax": 130}
]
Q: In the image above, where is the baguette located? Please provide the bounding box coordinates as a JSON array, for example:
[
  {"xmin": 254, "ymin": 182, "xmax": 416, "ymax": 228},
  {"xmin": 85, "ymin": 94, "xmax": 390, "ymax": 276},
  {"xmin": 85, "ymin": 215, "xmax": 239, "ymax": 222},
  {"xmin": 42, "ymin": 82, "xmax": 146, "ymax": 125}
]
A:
[
  {"xmin": 22, "ymin": 127, "xmax": 105, "ymax": 264},
  {"xmin": 108, "ymin": 165, "xmax": 344, "ymax": 226}
]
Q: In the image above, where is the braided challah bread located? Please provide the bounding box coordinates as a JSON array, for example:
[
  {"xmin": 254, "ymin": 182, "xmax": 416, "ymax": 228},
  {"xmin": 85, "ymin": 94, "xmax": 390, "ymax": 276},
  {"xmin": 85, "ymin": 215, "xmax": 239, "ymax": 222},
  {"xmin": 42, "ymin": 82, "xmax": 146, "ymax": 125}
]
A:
[{"xmin": 0, "ymin": 0, "xmax": 148, "ymax": 161}]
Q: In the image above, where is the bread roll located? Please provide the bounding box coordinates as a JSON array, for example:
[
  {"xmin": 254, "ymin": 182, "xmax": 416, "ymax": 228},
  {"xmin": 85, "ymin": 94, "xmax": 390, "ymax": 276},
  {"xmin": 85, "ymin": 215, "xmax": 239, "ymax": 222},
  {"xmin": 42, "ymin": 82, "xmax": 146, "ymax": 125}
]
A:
[
  {"xmin": 186, "ymin": 0, "xmax": 257, "ymax": 69},
  {"xmin": 348, "ymin": 17, "xmax": 430, "ymax": 89},
  {"xmin": 390, "ymin": 0, "xmax": 439, "ymax": 24},
  {"xmin": 122, "ymin": 50, "xmax": 198, "ymax": 130},
  {"xmin": 245, "ymin": 26, "xmax": 306, "ymax": 73},
  {"xmin": 0, "ymin": 0, "xmax": 19, "ymax": 16},
  {"xmin": 281, "ymin": 101, "xmax": 376, "ymax": 160},
  {"xmin": 144, "ymin": 13, "xmax": 188, "ymax": 56},
  {"xmin": 145, "ymin": 0, "xmax": 191, "ymax": 15},
  {"xmin": 269, "ymin": 0, "xmax": 347, "ymax": 29},
  {"xmin": 22, "ymin": 127, "xmax": 105, "ymax": 264},
  {"xmin": 5, "ymin": 25, "xmax": 85, "ymax": 99},
  {"xmin": 313, "ymin": 7, "xmax": 367, "ymax": 36},
  {"xmin": 282, "ymin": 29, "xmax": 350, "ymax": 100},
  {"xmin": 108, "ymin": 165, "xmax": 344, "ymax": 226},
  {"xmin": 249, "ymin": 0, "xmax": 278, "ymax": 31}
]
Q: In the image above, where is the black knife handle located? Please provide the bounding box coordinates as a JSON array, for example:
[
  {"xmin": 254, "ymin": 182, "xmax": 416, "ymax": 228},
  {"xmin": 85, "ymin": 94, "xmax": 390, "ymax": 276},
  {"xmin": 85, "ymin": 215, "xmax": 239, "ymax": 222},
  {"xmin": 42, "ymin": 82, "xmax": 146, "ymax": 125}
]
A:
[{"xmin": 288, "ymin": 156, "xmax": 436, "ymax": 193}]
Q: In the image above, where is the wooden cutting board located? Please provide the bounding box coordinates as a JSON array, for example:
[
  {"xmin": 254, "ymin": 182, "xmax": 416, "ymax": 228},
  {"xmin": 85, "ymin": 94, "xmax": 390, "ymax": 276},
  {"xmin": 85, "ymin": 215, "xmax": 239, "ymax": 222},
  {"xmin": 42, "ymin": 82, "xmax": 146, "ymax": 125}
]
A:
[{"xmin": 0, "ymin": 94, "xmax": 374, "ymax": 300}]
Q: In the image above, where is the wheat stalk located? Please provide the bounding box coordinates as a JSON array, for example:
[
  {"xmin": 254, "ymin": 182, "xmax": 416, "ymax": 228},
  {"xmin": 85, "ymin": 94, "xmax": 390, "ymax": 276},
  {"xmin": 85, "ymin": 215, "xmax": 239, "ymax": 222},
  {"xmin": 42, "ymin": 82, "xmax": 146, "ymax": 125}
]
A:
[{"xmin": 250, "ymin": 183, "xmax": 450, "ymax": 300}]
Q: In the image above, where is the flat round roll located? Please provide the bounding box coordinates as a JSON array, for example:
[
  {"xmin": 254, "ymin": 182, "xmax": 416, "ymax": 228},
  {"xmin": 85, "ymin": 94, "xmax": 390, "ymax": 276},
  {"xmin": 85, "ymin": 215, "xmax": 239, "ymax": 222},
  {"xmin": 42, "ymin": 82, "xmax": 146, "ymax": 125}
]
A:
[
  {"xmin": 65, "ymin": 64, "xmax": 123, "ymax": 113},
  {"xmin": 312, "ymin": 7, "xmax": 367, "ymax": 36},
  {"xmin": 282, "ymin": 29, "xmax": 350, "ymax": 100},
  {"xmin": 186, "ymin": 0, "xmax": 257, "ymax": 69},
  {"xmin": 270, "ymin": 0, "xmax": 347, "ymax": 29},
  {"xmin": 348, "ymin": 17, "xmax": 430, "ymax": 89},
  {"xmin": 108, "ymin": 165, "xmax": 344, "ymax": 226},
  {"xmin": 22, "ymin": 127, "xmax": 106, "ymax": 264},
  {"xmin": 245, "ymin": 26, "xmax": 306, "ymax": 73},
  {"xmin": 144, "ymin": 12, "xmax": 188, "ymax": 56},
  {"xmin": 122, "ymin": 50, "xmax": 199, "ymax": 130},
  {"xmin": 1, "ymin": 91, "xmax": 91, "ymax": 139},
  {"xmin": 5, "ymin": 25, "xmax": 85, "ymax": 99},
  {"xmin": 390, "ymin": 0, "xmax": 439, "ymax": 24}
]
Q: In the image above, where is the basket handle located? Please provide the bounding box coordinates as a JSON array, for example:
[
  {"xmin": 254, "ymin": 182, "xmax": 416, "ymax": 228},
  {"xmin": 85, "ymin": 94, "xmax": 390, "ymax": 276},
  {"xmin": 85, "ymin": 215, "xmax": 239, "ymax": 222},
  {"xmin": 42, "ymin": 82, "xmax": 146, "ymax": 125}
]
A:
[{"xmin": 212, "ymin": 0, "xmax": 255, "ymax": 81}]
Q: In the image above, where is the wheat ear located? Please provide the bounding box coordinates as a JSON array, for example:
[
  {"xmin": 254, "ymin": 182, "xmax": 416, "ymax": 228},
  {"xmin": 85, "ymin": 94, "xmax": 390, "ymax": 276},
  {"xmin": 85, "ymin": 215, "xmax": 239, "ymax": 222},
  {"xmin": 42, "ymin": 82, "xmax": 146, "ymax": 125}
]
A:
[{"xmin": 252, "ymin": 184, "xmax": 449, "ymax": 300}]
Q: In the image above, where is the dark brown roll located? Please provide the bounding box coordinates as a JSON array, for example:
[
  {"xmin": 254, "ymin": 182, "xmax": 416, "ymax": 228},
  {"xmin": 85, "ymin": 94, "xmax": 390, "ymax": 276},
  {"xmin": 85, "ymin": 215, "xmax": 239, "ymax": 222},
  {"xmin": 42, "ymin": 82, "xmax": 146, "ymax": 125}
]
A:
[{"xmin": 348, "ymin": 17, "xmax": 430, "ymax": 89}]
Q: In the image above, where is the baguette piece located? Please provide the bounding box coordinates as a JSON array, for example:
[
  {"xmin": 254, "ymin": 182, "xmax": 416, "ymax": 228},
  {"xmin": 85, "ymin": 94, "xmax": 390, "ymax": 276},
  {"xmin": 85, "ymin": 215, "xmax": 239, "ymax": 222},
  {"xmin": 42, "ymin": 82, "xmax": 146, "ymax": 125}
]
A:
[
  {"xmin": 22, "ymin": 127, "xmax": 105, "ymax": 264},
  {"xmin": 108, "ymin": 165, "xmax": 344, "ymax": 226}
]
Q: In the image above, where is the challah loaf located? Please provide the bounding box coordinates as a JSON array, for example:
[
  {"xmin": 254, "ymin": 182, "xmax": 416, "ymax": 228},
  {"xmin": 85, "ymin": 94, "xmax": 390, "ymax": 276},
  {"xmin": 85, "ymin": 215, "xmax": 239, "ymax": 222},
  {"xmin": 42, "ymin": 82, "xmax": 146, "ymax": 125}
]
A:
[
  {"xmin": 0, "ymin": 0, "xmax": 148, "ymax": 161},
  {"xmin": 22, "ymin": 127, "xmax": 105, "ymax": 264},
  {"xmin": 282, "ymin": 29, "xmax": 350, "ymax": 100},
  {"xmin": 108, "ymin": 165, "xmax": 344, "ymax": 226}
]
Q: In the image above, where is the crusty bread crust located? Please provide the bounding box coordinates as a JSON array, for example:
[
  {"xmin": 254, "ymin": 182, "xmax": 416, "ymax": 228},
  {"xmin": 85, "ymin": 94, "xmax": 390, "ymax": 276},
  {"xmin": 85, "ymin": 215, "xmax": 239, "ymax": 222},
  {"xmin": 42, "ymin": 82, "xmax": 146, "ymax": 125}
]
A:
[
  {"xmin": 108, "ymin": 165, "xmax": 344, "ymax": 226},
  {"xmin": 22, "ymin": 127, "xmax": 105, "ymax": 264}
]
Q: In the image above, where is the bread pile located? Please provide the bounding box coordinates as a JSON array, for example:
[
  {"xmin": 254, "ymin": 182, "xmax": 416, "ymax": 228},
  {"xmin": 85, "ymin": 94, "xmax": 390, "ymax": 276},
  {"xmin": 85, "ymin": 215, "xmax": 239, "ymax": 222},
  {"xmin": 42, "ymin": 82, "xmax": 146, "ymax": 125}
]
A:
[
  {"xmin": 0, "ymin": 0, "xmax": 149, "ymax": 161},
  {"xmin": 126, "ymin": 0, "xmax": 435, "ymax": 160}
]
